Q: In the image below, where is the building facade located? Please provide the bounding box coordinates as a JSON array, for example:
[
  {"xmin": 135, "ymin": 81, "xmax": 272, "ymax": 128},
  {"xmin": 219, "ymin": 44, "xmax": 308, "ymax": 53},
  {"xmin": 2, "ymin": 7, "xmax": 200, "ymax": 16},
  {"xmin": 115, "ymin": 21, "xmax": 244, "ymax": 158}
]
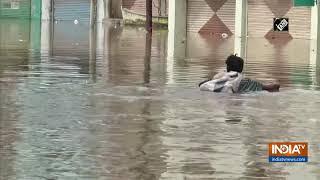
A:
[
  {"xmin": 0, "ymin": 0, "xmax": 33, "ymax": 18},
  {"xmin": 0, "ymin": 0, "xmax": 92, "ymax": 21},
  {"xmin": 186, "ymin": 0, "xmax": 312, "ymax": 39},
  {"xmin": 0, "ymin": 0, "xmax": 314, "ymax": 40}
]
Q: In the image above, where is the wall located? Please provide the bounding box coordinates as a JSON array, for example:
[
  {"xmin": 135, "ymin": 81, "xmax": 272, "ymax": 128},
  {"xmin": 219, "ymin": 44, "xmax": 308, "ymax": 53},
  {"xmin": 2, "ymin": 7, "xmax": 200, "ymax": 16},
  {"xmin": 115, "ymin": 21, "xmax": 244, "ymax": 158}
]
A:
[{"xmin": 122, "ymin": 0, "xmax": 168, "ymax": 17}]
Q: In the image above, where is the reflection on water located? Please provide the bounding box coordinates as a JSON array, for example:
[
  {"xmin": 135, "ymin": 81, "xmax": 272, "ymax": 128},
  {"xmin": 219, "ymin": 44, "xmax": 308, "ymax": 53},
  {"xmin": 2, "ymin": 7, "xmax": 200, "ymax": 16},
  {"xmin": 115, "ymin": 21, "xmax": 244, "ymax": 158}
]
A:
[{"xmin": 1, "ymin": 19, "xmax": 320, "ymax": 180}]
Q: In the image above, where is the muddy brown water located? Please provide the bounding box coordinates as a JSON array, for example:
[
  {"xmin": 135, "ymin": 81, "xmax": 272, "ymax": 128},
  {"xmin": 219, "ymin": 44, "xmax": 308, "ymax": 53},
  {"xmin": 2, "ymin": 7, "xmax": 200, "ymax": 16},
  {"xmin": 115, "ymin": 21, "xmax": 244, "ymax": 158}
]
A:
[{"xmin": 1, "ymin": 19, "xmax": 320, "ymax": 180}]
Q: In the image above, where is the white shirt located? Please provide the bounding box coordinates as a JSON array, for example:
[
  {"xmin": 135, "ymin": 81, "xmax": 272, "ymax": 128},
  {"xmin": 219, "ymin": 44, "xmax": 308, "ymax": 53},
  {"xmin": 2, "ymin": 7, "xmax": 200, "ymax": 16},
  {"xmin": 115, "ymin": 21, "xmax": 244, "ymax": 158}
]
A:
[{"xmin": 199, "ymin": 71, "xmax": 243, "ymax": 93}]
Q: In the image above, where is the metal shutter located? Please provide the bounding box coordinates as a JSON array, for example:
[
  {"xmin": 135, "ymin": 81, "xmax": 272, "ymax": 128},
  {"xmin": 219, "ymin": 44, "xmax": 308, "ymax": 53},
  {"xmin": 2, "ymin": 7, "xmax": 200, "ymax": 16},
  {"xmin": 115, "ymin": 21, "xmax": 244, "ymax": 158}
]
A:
[
  {"xmin": 0, "ymin": 0, "xmax": 31, "ymax": 19},
  {"xmin": 54, "ymin": 0, "xmax": 90, "ymax": 22},
  {"xmin": 187, "ymin": 0, "xmax": 235, "ymax": 34},
  {"xmin": 187, "ymin": 0, "xmax": 213, "ymax": 33},
  {"xmin": 286, "ymin": 7, "xmax": 311, "ymax": 39},
  {"xmin": 248, "ymin": 0, "xmax": 311, "ymax": 39}
]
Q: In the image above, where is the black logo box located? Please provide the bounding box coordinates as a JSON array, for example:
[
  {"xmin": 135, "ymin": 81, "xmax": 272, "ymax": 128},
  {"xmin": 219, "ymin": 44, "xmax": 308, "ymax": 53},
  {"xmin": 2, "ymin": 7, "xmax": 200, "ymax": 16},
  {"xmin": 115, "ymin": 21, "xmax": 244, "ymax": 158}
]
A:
[{"xmin": 273, "ymin": 18, "xmax": 289, "ymax": 32}]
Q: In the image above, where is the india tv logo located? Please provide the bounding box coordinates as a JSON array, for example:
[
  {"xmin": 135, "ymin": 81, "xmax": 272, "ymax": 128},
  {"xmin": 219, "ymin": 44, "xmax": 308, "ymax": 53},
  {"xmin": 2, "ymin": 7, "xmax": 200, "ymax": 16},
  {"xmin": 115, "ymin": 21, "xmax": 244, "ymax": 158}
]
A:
[{"xmin": 269, "ymin": 142, "xmax": 308, "ymax": 162}]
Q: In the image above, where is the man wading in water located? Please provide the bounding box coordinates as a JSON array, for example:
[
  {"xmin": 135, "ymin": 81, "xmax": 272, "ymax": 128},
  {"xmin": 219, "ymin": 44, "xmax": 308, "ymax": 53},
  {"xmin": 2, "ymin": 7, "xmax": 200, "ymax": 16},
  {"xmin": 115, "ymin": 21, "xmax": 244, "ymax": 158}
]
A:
[{"xmin": 198, "ymin": 55, "xmax": 280, "ymax": 93}]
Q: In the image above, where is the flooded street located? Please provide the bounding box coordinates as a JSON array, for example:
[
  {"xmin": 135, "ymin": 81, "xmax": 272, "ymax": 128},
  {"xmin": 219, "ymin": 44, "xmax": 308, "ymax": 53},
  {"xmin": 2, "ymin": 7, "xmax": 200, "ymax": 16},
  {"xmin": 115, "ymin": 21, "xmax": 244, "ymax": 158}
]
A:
[{"xmin": 1, "ymin": 19, "xmax": 320, "ymax": 180}]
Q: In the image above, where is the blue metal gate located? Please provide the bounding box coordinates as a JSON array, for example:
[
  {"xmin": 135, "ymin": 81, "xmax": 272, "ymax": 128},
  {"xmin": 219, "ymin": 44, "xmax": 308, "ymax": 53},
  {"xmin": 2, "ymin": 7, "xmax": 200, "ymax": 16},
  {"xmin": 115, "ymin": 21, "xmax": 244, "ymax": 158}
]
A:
[{"xmin": 54, "ymin": 0, "xmax": 91, "ymax": 22}]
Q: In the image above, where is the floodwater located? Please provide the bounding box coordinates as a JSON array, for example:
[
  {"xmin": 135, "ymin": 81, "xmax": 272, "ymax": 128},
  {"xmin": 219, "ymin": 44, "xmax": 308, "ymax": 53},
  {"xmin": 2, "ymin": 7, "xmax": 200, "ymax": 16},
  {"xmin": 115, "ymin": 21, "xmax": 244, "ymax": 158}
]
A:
[{"xmin": 1, "ymin": 19, "xmax": 320, "ymax": 180}]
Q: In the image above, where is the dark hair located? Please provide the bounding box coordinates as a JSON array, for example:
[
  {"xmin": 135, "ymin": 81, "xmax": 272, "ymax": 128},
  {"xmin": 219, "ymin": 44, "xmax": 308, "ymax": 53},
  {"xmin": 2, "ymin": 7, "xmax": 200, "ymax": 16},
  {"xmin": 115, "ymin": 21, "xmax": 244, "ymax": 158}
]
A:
[{"xmin": 225, "ymin": 54, "xmax": 244, "ymax": 73}]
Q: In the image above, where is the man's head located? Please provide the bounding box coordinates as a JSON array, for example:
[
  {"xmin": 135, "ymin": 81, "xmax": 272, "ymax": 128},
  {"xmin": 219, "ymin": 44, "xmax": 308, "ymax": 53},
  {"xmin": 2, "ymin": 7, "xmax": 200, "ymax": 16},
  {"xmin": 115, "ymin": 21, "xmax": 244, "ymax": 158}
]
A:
[{"xmin": 225, "ymin": 54, "xmax": 244, "ymax": 73}]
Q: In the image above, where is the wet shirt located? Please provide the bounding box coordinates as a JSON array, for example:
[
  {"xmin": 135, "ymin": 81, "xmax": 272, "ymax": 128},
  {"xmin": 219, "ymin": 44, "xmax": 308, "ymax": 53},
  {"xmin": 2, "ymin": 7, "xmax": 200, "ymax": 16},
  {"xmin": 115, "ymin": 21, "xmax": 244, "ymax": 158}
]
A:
[
  {"xmin": 199, "ymin": 71, "xmax": 243, "ymax": 93},
  {"xmin": 238, "ymin": 78, "xmax": 263, "ymax": 93}
]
